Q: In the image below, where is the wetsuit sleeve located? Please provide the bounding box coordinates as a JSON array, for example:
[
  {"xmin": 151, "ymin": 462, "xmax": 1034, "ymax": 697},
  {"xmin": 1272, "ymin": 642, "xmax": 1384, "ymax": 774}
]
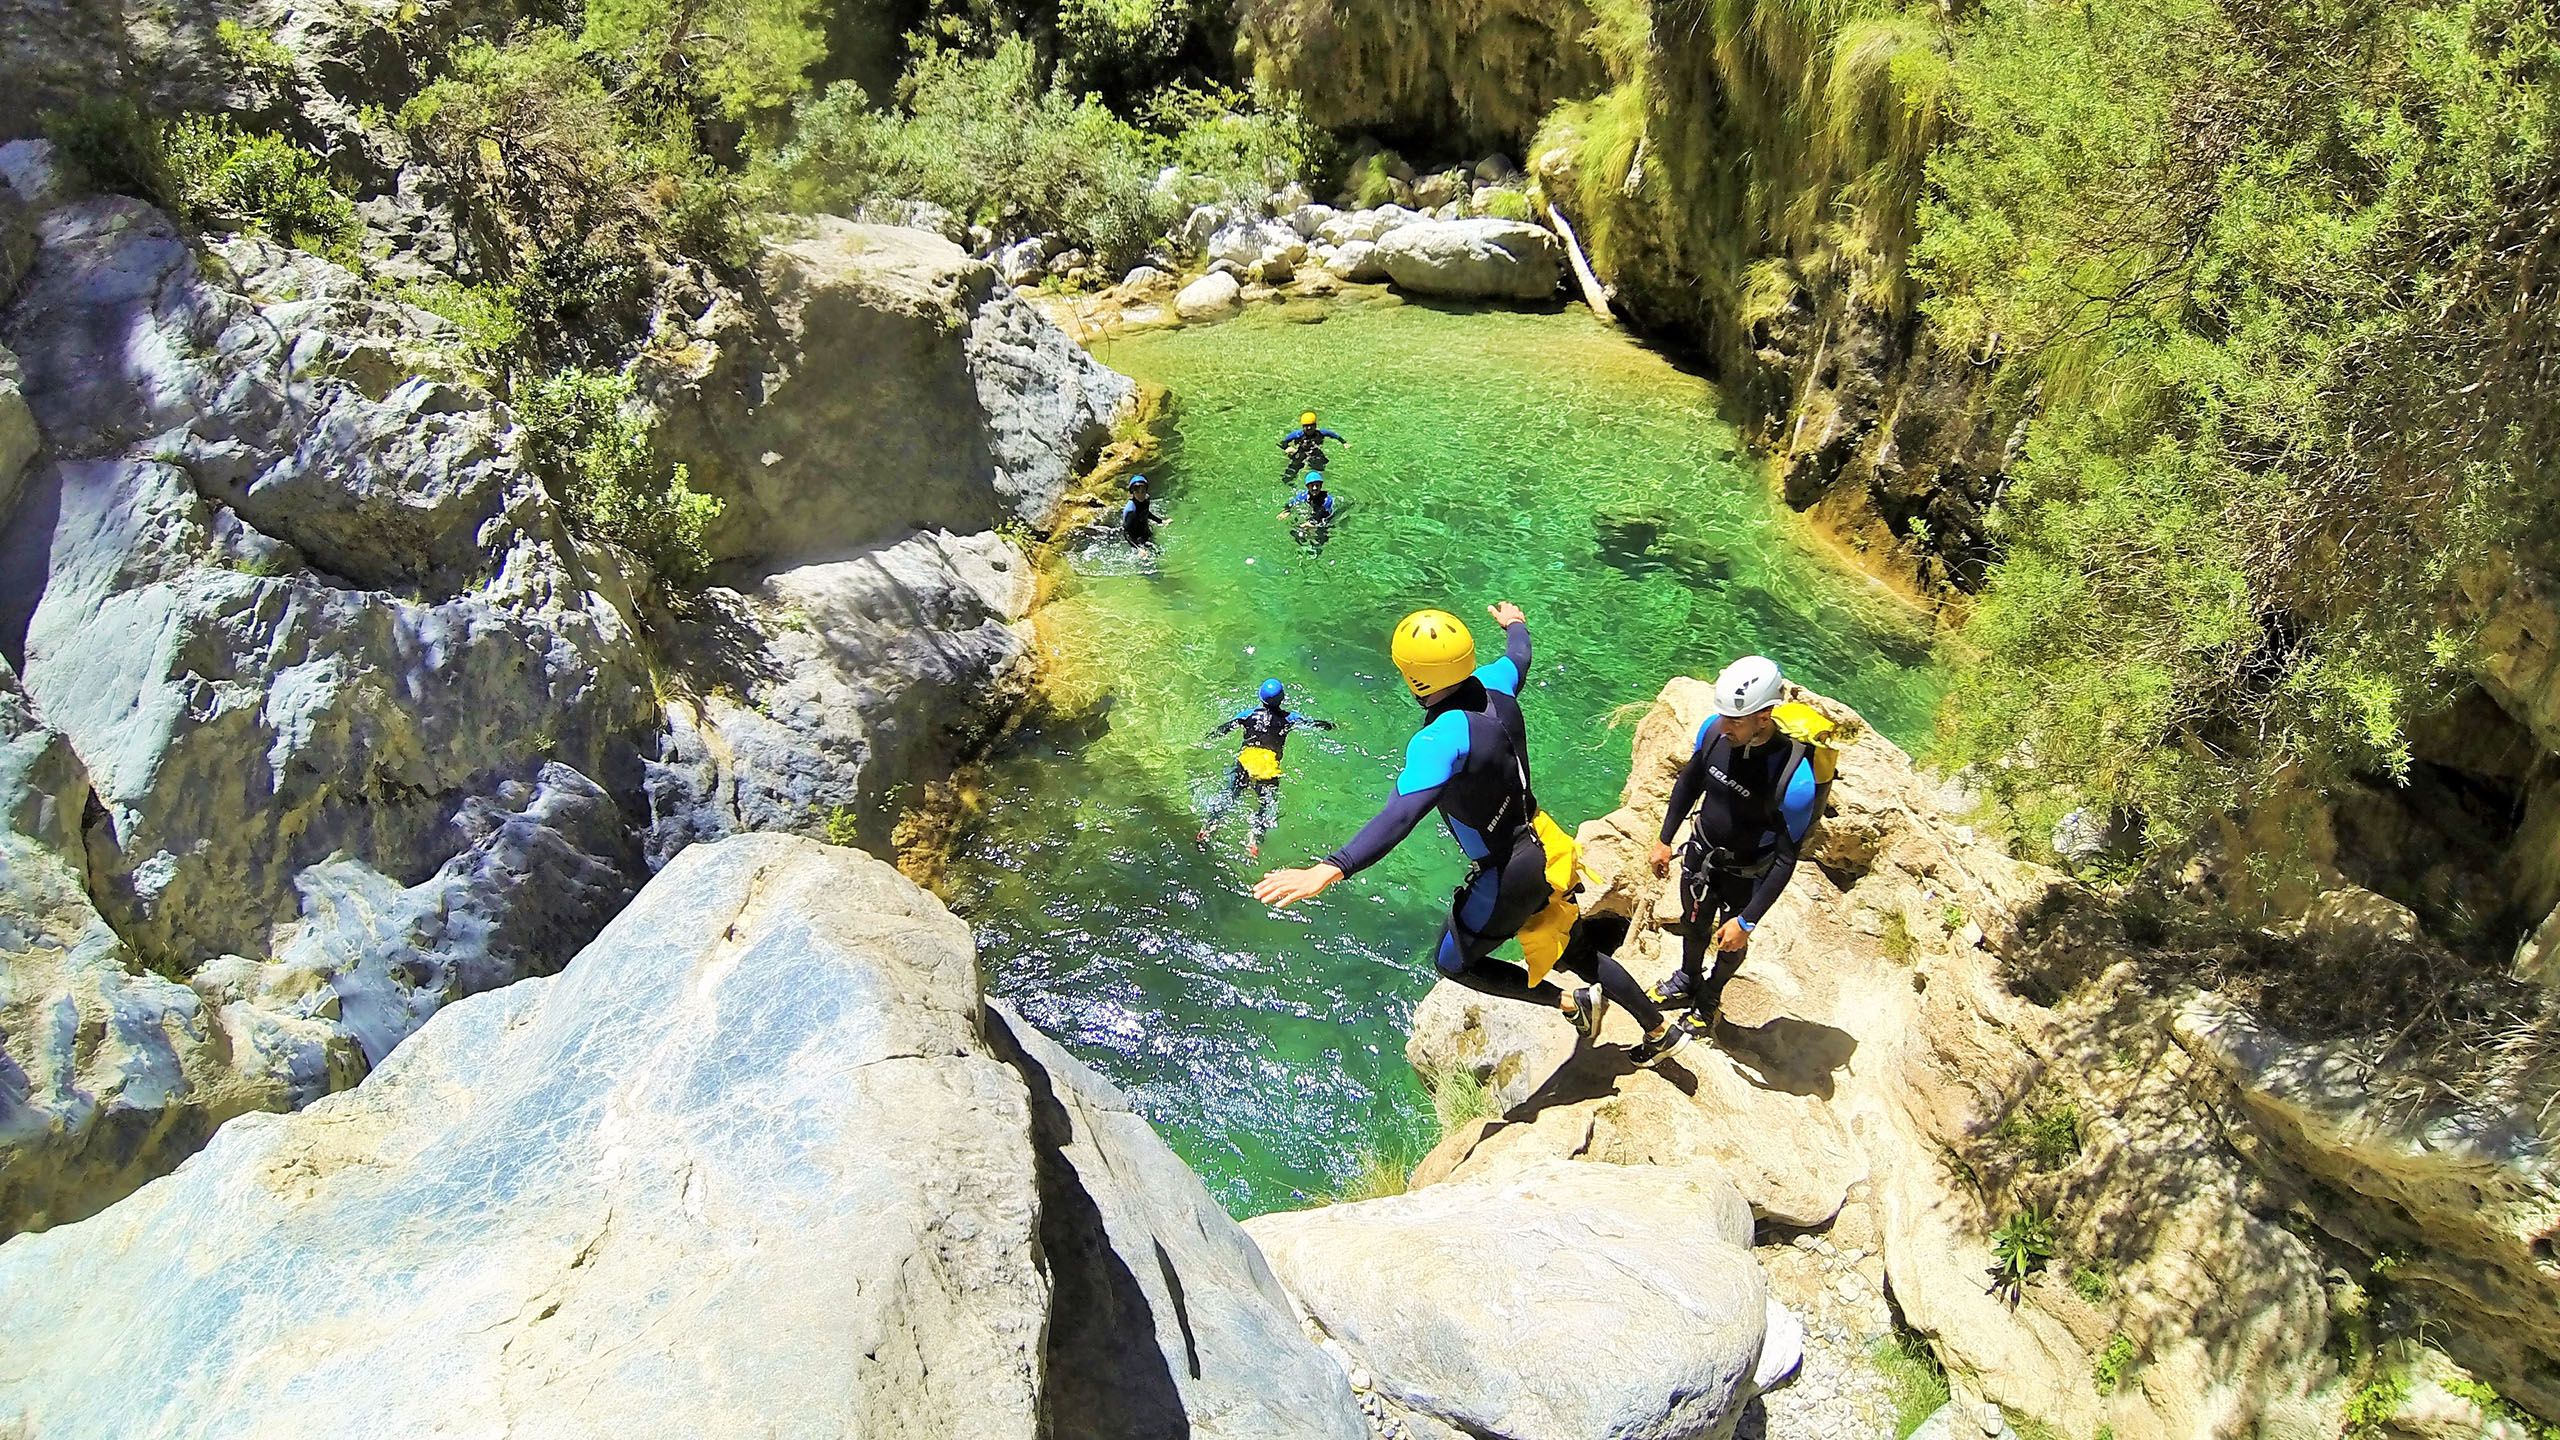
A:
[
  {"xmin": 1658, "ymin": 723, "xmax": 1717, "ymax": 846},
  {"xmin": 1474, "ymin": 622, "xmax": 1531, "ymax": 696},
  {"xmin": 1738, "ymin": 756, "xmax": 1821, "ymax": 926},
  {"xmin": 1323, "ymin": 714, "xmax": 1466, "ymax": 875},
  {"xmin": 1320, "ymin": 428, "xmax": 1343, "ymax": 442},
  {"xmin": 1208, "ymin": 712, "xmax": 1248, "ymax": 739},
  {"xmin": 1283, "ymin": 492, "xmax": 1306, "ymax": 510},
  {"xmin": 1288, "ymin": 713, "xmax": 1336, "ymax": 731}
]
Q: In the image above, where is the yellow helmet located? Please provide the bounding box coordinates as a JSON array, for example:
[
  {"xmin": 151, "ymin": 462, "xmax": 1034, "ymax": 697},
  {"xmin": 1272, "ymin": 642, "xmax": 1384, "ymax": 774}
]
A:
[
  {"xmin": 1300, "ymin": 411, "xmax": 1319, "ymax": 426},
  {"xmin": 1391, "ymin": 610, "xmax": 1477, "ymax": 697}
]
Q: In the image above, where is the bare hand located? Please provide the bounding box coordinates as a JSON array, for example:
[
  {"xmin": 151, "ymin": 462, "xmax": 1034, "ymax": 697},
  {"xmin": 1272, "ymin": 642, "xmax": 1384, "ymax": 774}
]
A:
[
  {"xmin": 1715, "ymin": 918, "xmax": 1750, "ymax": 952},
  {"xmin": 1487, "ymin": 601, "xmax": 1526, "ymax": 627},
  {"xmin": 1254, "ymin": 863, "xmax": 1344, "ymax": 908},
  {"xmin": 1648, "ymin": 840, "xmax": 1674, "ymax": 877}
]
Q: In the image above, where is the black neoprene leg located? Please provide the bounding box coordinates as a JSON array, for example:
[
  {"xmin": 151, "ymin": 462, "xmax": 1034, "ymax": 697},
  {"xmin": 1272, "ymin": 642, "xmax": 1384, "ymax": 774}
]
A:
[
  {"xmin": 1429, "ymin": 843, "xmax": 1568, "ymax": 1008},
  {"xmin": 1551, "ymin": 915, "xmax": 1665, "ymax": 1032}
]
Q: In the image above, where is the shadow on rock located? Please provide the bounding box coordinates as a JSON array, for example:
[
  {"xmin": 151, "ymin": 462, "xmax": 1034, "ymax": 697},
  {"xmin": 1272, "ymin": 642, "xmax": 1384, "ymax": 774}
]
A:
[{"xmin": 1713, "ymin": 1015, "xmax": 1857, "ymax": 1100}]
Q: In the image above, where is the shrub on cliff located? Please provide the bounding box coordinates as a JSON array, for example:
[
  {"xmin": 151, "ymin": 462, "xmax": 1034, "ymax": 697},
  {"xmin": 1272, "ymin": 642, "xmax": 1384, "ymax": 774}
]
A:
[
  {"xmin": 1919, "ymin": 0, "xmax": 2560, "ymax": 850},
  {"xmin": 758, "ymin": 37, "xmax": 1170, "ymax": 267},
  {"xmin": 518, "ymin": 368, "xmax": 722, "ymax": 585},
  {"xmin": 164, "ymin": 116, "xmax": 358, "ymax": 259}
]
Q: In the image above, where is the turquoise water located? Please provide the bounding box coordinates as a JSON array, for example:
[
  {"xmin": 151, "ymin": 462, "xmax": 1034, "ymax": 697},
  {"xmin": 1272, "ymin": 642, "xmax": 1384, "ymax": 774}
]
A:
[{"xmin": 947, "ymin": 297, "xmax": 1941, "ymax": 1216}]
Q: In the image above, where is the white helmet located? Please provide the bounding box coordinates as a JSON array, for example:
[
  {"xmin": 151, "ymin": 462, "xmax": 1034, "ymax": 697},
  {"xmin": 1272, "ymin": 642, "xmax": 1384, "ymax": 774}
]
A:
[{"xmin": 1713, "ymin": 655, "xmax": 1786, "ymax": 717}]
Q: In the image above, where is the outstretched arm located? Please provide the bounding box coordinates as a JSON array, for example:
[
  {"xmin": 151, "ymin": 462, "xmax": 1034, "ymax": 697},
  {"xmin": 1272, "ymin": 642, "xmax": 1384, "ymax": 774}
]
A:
[
  {"xmin": 1256, "ymin": 715, "xmax": 1464, "ymax": 905},
  {"xmin": 1207, "ymin": 714, "xmax": 1247, "ymax": 739},
  {"xmin": 1475, "ymin": 603, "xmax": 1532, "ymax": 695}
]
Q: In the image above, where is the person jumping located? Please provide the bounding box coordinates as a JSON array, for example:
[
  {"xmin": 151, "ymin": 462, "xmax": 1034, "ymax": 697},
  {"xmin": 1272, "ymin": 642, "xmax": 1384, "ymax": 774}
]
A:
[
  {"xmin": 1200, "ymin": 679, "xmax": 1334, "ymax": 858},
  {"xmin": 1254, "ymin": 604, "xmax": 1678, "ymax": 1061},
  {"xmin": 1278, "ymin": 412, "xmax": 1344, "ymax": 484},
  {"xmin": 1642, "ymin": 654, "xmax": 1835, "ymax": 1058}
]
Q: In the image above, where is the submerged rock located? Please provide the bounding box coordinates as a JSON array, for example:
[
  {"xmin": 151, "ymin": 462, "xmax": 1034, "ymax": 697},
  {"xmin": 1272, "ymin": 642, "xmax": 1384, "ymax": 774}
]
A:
[
  {"xmin": 0, "ymin": 834, "xmax": 1366, "ymax": 1440},
  {"xmin": 1375, "ymin": 219, "xmax": 1562, "ymax": 300},
  {"xmin": 1246, "ymin": 1158, "xmax": 1786, "ymax": 1440}
]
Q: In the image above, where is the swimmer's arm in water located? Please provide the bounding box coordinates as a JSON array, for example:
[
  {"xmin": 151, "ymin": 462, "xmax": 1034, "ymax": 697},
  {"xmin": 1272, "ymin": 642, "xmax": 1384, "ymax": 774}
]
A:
[
  {"xmin": 1288, "ymin": 712, "xmax": 1336, "ymax": 731},
  {"xmin": 1206, "ymin": 711, "xmax": 1250, "ymax": 740}
]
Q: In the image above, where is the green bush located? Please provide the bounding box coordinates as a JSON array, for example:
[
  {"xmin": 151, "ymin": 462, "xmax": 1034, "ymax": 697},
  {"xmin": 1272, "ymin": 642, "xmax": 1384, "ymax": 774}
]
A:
[
  {"xmin": 516, "ymin": 368, "xmax": 722, "ymax": 584},
  {"xmin": 398, "ymin": 279, "xmax": 527, "ymax": 377},
  {"xmin": 1988, "ymin": 1208, "xmax": 2056, "ymax": 1305},
  {"xmin": 1478, "ymin": 188, "xmax": 1536, "ymax": 221},
  {"xmin": 1141, "ymin": 82, "xmax": 1331, "ymax": 199},
  {"xmin": 2092, "ymin": 1333, "xmax": 2137, "ymax": 1395},
  {"xmin": 1058, "ymin": 0, "xmax": 1207, "ymax": 98},
  {"xmin": 164, "ymin": 116, "xmax": 357, "ymax": 257},
  {"xmin": 43, "ymin": 99, "xmax": 177, "ymax": 208},
  {"xmin": 2069, "ymin": 1263, "xmax": 2113, "ymax": 1304},
  {"xmin": 759, "ymin": 38, "xmax": 1170, "ymax": 269},
  {"xmin": 215, "ymin": 19, "xmax": 297, "ymax": 87},
  {"xmin": 1995, "ymin": 1102, "xmax": 2083, "ymax": 1171},
  {"xmin": 1417, "ymin": 1062, "xmax": 1501, "ymax": 1132},
  {"xmin": 1345, "ymin": 151, "xmax": 1400, "ymax": 208},
  {"xmin": 580, "ymin": 0, "xmax": 825, "ymax": 120},
  {"xmin": 1922, "ymin": 0, "xmax": 2560, "ymax": 849}
]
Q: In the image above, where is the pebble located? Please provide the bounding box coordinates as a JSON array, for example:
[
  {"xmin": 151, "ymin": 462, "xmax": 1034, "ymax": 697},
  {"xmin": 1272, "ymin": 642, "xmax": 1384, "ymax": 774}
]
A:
[
  {"xmin": 1349, "ymin": 1367, "xmax": 1373, "ymax": 1392},
  {"xmin": 1792, "ymin": 1233, "xmax": 1823, "ymax": 1252},
  {"xmin": 1980, "ymin": 1401, "xmax": 2007, "ymax": 1435},
  {"xmin": 1833, "ymin": 1275, "xmax": 1863, "ymax": 1303}
]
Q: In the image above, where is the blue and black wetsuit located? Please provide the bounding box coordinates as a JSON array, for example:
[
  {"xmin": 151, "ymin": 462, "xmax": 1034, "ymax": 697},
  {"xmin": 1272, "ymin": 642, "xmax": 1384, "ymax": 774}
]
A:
[
  {"xmin": 1121, "ymin": 495, "xmax": 1161, "ymax": 545},
  {"xmin": 1279, "ymin": 425, "xmax": 1342, "ymax": 482},
  {"xmin": 1322, "ymin": 623, "xmax": 1660, "ymax": 1027},
  {"xmin": 1284, "ymin": 485, "xmax": 1338, "ymax": 523},
  {"xmin": 1656, "ymin": 715, "xmax": 1825, "ymax": 1013},
  {"xmin": 1204, "ymin": 702, "xmax": 1333, "ymax": 844}
]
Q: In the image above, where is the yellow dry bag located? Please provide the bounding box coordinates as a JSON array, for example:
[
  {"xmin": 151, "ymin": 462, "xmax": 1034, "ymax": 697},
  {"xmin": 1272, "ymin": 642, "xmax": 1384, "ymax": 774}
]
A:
[
  {"xmin": 1770, "ymin": 701, "xmax": 1841, "ymax": 784},
  {"xmin": 1514, "ymin": 810, "xmax": 1584, "ymax": 986},
  {"xmin": 1237, "ymin": 746, "xmax": 1282, "ymax": 782}
]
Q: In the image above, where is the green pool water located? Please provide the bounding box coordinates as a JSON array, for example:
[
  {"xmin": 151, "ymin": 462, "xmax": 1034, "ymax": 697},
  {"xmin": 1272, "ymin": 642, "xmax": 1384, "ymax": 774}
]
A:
[{"xmin": 947, "ymin": 297, "xmax": 1942, "ymax": 1216}]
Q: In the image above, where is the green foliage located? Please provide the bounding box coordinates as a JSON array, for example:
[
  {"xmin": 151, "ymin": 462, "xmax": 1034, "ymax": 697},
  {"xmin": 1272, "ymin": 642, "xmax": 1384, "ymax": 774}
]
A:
[
  {"xmin": 1345, "ymin": 151, "xmax": 1401, "ymax": 208},
  {"xmin": 823, "ymin": 804, "xmax": 862, "ymax": 847},
  {"xmin": 580, "ymin": 0, "xmax": 825, "ymax": 120},
  {"xmin": 1995, "ymin": 1101, "xmax": 2083, "ymax": 1171},
  {"xmin": 1139, "ymin": 82, "xmax": 1331, "ymax": 200},
  {"xmin": 516, "ymin": 368, "xmax": 721, "ymax": 584},
  {"xmin": 2344, "ymin": 1369, "xmax": 2411, "ymax": 1437},
  {"xmin": 43, "ymin": 99, "xmax": 178, "ymax": 208},
  {"xmin": 1418, "ymin": 1062, "xmax": 1501, "ymax": 1132},
  {"xmin": 1872, "ymin": 1332, "xmax": 1952, "ymax": 1438},
  {"xmin": 758, "ymin": 38, "xmax": 1170, "ymax": 268},
  {"xmin": 163, "ymin": 116, "xmax": 357, "ymax": 258},
  {"xmin": 1058, "ymin": 0, "xmax": 1210, "ymax": 98},
  {"xmin": 2440, "ymin": 1375, "xmax": 2560, "ymax": 1439},
  {"xmin": 2070, "ymin": 1263, "xmax": 2114, "ymax": 1304},
  {"xmin": 1881, "ymin": 909, "xmax": 1917, "ymax": 961},
  {"xmin": 1988, "ymin": 1208, "xmax": 2056, "ymax": 1305},
  {"xmin": 1331, "ymin": 1146, "xmax": 1413, "ymax": 1201},
  {"xmin": 398, "ymin": 279, "xmax": 527, "ymax": 376},
  {"xmin": 401, "ymin": 29, "xmax": 752, "ymax": 349},
  {"xmin": 2092, "ymin": 1333, "xmax": 2137, "ymax": 1395},
  {"xmin": 1478, "ymin": 188, "xmax": 1536, "ymax": 222},
  {"xmin": 216, "ymin": 20, "xmax": 298, "ymax": 87},
  {"xmin": 1922, "ymin": 0, "xmax": 2560, "ymax": 849}
]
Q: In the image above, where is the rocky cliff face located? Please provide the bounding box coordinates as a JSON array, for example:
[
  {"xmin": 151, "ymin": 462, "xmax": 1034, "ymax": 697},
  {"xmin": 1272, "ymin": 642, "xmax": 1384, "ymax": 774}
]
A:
[
  {"xmin": 0, "ymin": 146, "xmax": 1132, "ymax": 1233},
  {"xmin": 0, "ymin": 833, "xmax": 1369, "ymax": 1440},
  {"xmin": 1404, "ymin": 678, "xmax": 2559, "ymax": 1437}
]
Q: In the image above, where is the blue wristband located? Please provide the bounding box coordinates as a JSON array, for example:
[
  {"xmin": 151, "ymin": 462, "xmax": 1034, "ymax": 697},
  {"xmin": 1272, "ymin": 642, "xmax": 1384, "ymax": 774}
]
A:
[{"xmin": 1737, "ymin": 918, "xmax": 1756, "ymax": 933}]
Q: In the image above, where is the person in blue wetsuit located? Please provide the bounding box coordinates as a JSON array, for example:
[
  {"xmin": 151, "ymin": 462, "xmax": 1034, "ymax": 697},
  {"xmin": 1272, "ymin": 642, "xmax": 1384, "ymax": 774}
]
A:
[
  {"xmin": 1278, "ymin": 411, "xmax": 1344, "ymax": 483},
  {"xmin": 1120, "ymin": 475, "xmax": 1163, "ymax": 547},
  {"xmin": 1255, "ymin": 604, "xmax": 1677, "ymax": 1059},
  {"xmin": 1199, "ymin": 679, "xmax": 1335, "ymax": 858},
  {"xmin": 1280, "ymin": 473, "xmax": 1338, "ymax": 524},
  {"xmin": 1641, "ymin": 654, "xmax": 1828, "ymax": 1058}
]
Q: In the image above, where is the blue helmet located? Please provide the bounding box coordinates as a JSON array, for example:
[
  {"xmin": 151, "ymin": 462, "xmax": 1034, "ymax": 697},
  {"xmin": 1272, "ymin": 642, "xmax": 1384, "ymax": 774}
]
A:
[
  {"xmin": 1128, "ymin": 474, "xmax": 1149, "ymax": 489},
  {"xmin": 1305, "ymin": 471, "xmax": 1325, "ymax": 487},
  {"xmin": 1260, "ymin": 678, "xmax": 1285, "ymax": 703}
]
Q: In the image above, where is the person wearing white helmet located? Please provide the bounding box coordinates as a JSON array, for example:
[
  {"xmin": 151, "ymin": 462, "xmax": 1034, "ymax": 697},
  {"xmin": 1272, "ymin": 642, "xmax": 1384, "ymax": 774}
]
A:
[{"xmin": 1633, "ymin": 654, "xmax": 1829, "ymax": 1063}]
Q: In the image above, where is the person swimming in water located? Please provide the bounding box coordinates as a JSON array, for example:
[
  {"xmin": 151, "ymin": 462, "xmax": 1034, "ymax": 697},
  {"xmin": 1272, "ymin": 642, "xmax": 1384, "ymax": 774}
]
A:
[
  {"xmin": 1120, "ymin": 475, "xmax": 1164, "ymax": 547},
  {"xmin": 1279, "ymin": 472, "xmax": 1338, "ymax": 526},
  {"xmin": 1253, "ymin": 604, "xmax": 1680, "ymax": 1059},
  {"xmin": 1199, "ymin": 679, "xmax": 1335, "ymax": 858},
  {"xmin": 1278, "ymin": 412, "xmax": 1344, "ymax": 484}
]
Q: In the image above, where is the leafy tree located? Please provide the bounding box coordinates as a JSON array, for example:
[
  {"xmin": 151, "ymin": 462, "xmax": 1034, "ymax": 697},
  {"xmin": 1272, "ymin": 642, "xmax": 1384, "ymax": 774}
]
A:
[
  {"xmin": 1918, "ymin": 0, "xmax": 2560, "ymax": 849},
  {"xmin": 580, "ymin": 0, "xmax": 827, "ymax": 120},
  {"xmin": 516, "ymin": 368, "xmax": 724, "ymax": 584}
]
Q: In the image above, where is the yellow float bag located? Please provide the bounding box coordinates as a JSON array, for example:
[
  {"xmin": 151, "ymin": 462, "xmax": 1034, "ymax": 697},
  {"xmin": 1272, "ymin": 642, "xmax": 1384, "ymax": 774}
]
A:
[
  {"xmin": 1771, "ymin": 701, "xmax": 1841, "ymax": 784},
  {"xmin": 1237, "ymin": 746, "xmax": 1282, "ymax": 781},
  {"xmin": 1514, "ymin": 810, "xmax": 1583, "ymax": 986}
]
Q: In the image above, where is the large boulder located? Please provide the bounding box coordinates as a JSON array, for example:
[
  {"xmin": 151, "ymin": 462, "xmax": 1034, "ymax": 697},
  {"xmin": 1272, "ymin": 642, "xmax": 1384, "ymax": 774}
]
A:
[
  {"xmin": 1246, "ymin": 1159, "xmax": 1786, "ymax": 1440},
  {"xmin": 1404, "ymin": 978, "xmax": 1576, "ymax": 1116},
  {"xmin": 1323, "ymin": 240, "xmax": 1388, "ymax": 283},
  {"xmin": 1374, "ymin": 219, "xmax": 1562, "ymax": 300},
  {"xmin": 1178, "ymin": 270, "xmax": 1246, "ymax": 323},
  {"xmin": 0, "ymin": 195, "xmax": 652, "ymax": 1231},
  {"xmin": 0, "ymin": 834, "xmax": 1367, "ymax": 1440},
  {"xmin": 645, "ymin": 528, "xmax": 1040, "ymax": 854},
  {"xmin": 646, "ymin": 220, "xmax": 1132, "ymax": 569}
]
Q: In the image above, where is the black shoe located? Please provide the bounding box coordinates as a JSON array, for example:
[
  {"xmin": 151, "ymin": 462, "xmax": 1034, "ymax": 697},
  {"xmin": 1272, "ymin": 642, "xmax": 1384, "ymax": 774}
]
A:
[
  {"xmin": 1648, "ymin": 969, "xmax": 1698, "ymax": 1010},
  {"xmin": 1565, "ymin": 984, "xmax": 1609, "ymax": 1040},
  {"xmin": 1630, "ymin": 1022, "xmax": 1690, "ymax": 1067}
]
